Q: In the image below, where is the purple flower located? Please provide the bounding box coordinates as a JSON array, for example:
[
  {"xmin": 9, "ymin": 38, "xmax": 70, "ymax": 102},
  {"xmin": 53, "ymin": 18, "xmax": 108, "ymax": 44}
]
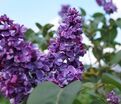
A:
[
  {"xmin": 0, "ymin": 69, "xmax": 32, "ymax": 104},
  {"xmin": 48, "ymin": 7, "xmax": 86, "ymax": 87},
  {"xmin": 0, "ymin": 7, "xmax": 86, "ymax": 103},
  {"xmin": 58, "ymin": 5, "xmax": 70, "ymax": 17},
  {"xmin": 106, "ymin": 91, "xmax": 120, "ymax": 104},
  {"xmin": 95, "ymin": 0, "xmax": 117, "ymax": 14},
  {"xmin": 104, "ymin": 1, "xmax": 117, "ymax": 14},
  {"xmin": 96, "ymin": 0, "xmax": 106, "ymax": 6},
  {"xmin": 0, "ymin": 14, "xmax": 45, "ymax": 104}
]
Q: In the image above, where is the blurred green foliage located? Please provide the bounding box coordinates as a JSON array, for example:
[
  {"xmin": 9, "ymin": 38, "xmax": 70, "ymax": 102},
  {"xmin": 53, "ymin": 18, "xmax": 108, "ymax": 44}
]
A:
[
  {"xmin": 0, "ymin": 94, "xmax": 9, "ymax": 104},
  {"xmin": 25, "ymin": 23, "xmax": 55, "ymax": 51}
]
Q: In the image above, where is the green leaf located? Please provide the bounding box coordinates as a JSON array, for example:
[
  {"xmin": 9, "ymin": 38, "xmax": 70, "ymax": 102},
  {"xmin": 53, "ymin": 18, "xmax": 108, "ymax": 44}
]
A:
[
  {"xmin": 48, "ymin": 31, "xmax": 55, "ymax": 37},
  {"xmin": 27, "ymin": 81, "xmax": 81, "ymax": 104},
  {"xmin": 58, "ymin": 81, "xmax": 81, "ymax": 104},
  {"xmin": 36, "ymin": 22, "xmax": 42, "ymax": 30},
  {"xmin": 102, "ymin": 73, "xmax": 121, "ymax": 91},
  {"xmin": 101, "ymin": 26, "xmax": 117, "ymax": 43},
  {"xmin": 25, "ymin": 29, "xmax": 35, "ymax": 36},
  {"xmin": 109, "ymin": 19, "xmax": 117, "ymax": 27},
  {"xmin": 45, "ymin": 31, "xmax": 55, "ymax": 41},
  {"xmin": 103, "ymin": 52, "xmax": 115, "ymax": 64},
  {"xmin": 27, "ymin": 81, "xmax": 61, "ymax": 104},
  {"xmin": 0, "ymin": 94, "xmax": 9, "ymax": 104},
  {"xmin": 73, "ymin": 99, "xmax": 81, "ymax": 104},
  {"xmin": 80, "ymin": 8, "xmax": 86, "ymax": 16},
  {"xmin": 116, "ymin": 18, "xmax": 121, "ymax": 28},
  {"xmin": 92, "ymin": 13, "xmax": 105, "ymax": 23},
  {"xmin": 108, "ymin": 27, "xmax": 117, "ymax": 42},
  {"xmin": 83, "ymin": 21, "xmax": 98, "ymax": 39},
  {"xmin": 92, "ymin": 47, "xmax": 102, "ymax": 60},
  {"xmin": 25, "ymin": 29, "xmax": 36, "ymax": 41},
  {"xmin": 110, "ymin": 50, "xmax": 121, "ymax": 65},
  {"xmin": 42, "ymin": 24, "xmax": 54, "ymax": 36}
]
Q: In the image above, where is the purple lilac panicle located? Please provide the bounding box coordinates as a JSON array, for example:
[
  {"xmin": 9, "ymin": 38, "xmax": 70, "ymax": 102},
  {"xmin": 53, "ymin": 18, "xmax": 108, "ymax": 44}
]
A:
[
  {"xmin": 106, "ymin": 91, "xmax": 120, "ymax": 104},
  {"xmin": 0, "ymin": 14, "xmax": 45, "ymax": 104},
  {"xmin": 48, "ymin": 7, "xmax": 85, "ymax": 87}
]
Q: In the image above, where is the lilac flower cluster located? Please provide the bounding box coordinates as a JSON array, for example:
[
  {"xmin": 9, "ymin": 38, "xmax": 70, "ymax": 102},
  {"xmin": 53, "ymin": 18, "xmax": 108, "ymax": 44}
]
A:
[
  {"xmin": 0, "ymin": 6, "xmax": 85, "ymax": 104},
  {"xmin": 0, "ymin": 15, "xmax": 45, "ymax": 104},
  {"xmin": 106, "ymin": 91, "xmax": 120, "ymax": 104},
  {"xmin": 48, "ymin": 7, "xmax": 85, "ymax": 87},
  {"xmin": 96, "ymin": 0, "xmax": 117, "ymax": 14}
]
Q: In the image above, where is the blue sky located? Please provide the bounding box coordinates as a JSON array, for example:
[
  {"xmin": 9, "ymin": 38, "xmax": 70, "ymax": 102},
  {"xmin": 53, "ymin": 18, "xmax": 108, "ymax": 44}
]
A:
[
  {"xmin": 0, "ymin": 0, "xmax": 120, "ymax": 42},
  {"xmin": 0, "ymin": 0, "xmax": 102, "ymax": 28}
]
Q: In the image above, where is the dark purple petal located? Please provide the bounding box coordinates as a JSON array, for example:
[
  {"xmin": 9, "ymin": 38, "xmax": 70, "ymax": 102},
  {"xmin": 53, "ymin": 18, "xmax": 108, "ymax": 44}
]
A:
[{"xmin": 96, "ymin": 0, "xmax": 105, "ymax": 6}]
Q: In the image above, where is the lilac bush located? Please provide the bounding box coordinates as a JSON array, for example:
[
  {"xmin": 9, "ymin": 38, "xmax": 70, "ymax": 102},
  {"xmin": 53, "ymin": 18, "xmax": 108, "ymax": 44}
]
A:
[
  {"xmin": 0, "ymin": 6, "xmax": 85, "ymax": 103},
  {"xmin": 0, "ymin": 0, "xmax": 120, "ymax": 103}
]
